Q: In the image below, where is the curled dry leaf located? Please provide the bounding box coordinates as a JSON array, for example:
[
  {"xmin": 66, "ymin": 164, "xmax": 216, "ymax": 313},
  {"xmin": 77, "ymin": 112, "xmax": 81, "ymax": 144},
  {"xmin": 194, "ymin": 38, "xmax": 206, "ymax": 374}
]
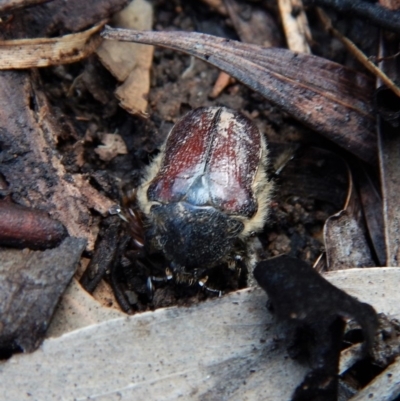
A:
[
  {"xmin": 0, "ymin": 22, "xmax": 104, "ymax": 69},
  {"xmin": 101, "ymin": 28, "xmax": 376, "ymax": 163},
  {"xmin": 97, "ymin": 0, "xmax": 154, "ymax": 116}
]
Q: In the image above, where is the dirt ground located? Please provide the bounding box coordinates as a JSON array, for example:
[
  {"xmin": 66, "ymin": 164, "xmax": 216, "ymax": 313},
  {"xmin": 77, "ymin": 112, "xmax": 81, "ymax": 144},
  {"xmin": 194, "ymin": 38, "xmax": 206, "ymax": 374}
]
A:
[{"xmin": 34, "ymin": 0, "xmax": 365, "ymax": 313}]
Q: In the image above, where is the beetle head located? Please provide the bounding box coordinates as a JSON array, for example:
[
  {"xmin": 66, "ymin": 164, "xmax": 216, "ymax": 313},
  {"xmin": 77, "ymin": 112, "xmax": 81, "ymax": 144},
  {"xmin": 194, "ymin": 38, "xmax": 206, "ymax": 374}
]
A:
[{"xmin": 147, "ymin": 202, "xmax": 244, "ymax": 269}]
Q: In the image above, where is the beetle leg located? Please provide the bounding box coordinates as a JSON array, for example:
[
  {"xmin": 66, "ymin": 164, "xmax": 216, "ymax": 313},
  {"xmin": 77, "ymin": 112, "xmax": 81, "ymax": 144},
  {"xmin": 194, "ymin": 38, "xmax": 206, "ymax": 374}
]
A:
[
  {"xmin": 147, "ymin": 267, "xmax": 174, "ymax": 299},
  {"xmin": 198, "ymin": 276, "xmax": 223, "ymax": 297}
]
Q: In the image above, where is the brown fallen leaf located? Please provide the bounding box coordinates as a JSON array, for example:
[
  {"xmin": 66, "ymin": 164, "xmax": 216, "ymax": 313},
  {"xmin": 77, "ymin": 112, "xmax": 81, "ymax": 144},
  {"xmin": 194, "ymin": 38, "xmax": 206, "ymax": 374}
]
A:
[
  {"xmin": 0, "ymin": 237, "xmax": 86, "ymax": 353},
  {"xmin": 0, "ymin": 22, "xmax": 104, "ymax": 69},
  {"xmin": 101, "ymin": 28, "xmax": 376, "ymax": 163},
  {"xmin": 97, "ymin": 0, "xmax": 154, "ymax": 116}
]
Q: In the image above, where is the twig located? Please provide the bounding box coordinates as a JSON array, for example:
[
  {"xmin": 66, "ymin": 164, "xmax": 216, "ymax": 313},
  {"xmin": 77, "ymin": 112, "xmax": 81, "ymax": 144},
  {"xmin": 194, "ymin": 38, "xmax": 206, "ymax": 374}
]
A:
[
  {"xmin": 304, "ymin": 0, "xmax": 400, "ymax": 34},
  {"xmin": 278, "ymin": 0, "xmax": 312, "ymax": 53},
  {"xmin": 317, "ymin": 8, "xmax": 400, "ymax": 98}
]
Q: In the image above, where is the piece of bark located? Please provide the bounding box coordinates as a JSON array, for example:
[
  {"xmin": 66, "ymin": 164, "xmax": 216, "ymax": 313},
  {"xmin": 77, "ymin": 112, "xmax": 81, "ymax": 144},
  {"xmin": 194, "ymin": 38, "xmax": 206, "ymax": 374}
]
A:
[
  {"xmin": 324, "ymin": 209, "xmax": 375, "ymax": 270},
  {"xmin": 0, "ymin": 0, "xmax": 51, "ymax": 13},
  {"xmin": 0, "ymin": 237, "xmax": 86, "ymax": 353},
  {"xmin": 80, "ymin": 216, "xmax": 121, "ymax": 293},
  {"xmin": 1, "ymin": 268, "xmax": 399, "ymax": 400},
  {"xmin": 0, "ymin": 22, "xmax": 104, "ymax": 69},
  {"xmin": 97, "ymin": 0, "xmax": 154, "ymax": 116},
  {"xmin": 2, "ymin": 0, "xmax": 129, "ymax": 39},
  {"xmin": 349, "ymin": 357, "xmax": 400, "ymax": 401},
  {"xmin": 0, "ymin": 70, "xmax": 115, "ymax": 250},
  {"xmin": 254, "ymin": 256, "xmax": 378, "ymax": 353},
  {"xmin": 101, "ymin": 28, "xmax": 376, "ymax": 163},
  {"xmin": 0, "ymin": 200, "xmax": 67, "ymax": 249}
]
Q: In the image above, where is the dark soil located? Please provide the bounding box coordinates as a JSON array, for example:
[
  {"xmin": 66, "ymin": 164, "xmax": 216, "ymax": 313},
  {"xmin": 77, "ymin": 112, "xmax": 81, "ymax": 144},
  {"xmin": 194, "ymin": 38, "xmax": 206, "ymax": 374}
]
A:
[{"xmin": 39, "ymin": 0, "xmax": 360, "ymax": 313}]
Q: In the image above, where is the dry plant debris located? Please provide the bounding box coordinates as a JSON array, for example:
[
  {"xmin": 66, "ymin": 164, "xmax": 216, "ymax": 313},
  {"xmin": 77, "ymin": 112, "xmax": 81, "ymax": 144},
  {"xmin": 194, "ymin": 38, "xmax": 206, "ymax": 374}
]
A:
[
  {"xmin": 0, "ymin": 22, "xmax": 105, "ymax": 69},
  {"xmin": 0, "ymin": 237, "xmax": 86, "ymax": 354},
  {"xmin": 102, "ymin": 28, "xmax": 376, "ymax": 163},
  {"xmin": 1, "ymin": 1, "xmax": 400, "ymax": 400},
  {"xmin": 0, "ymin": 268, "xmax": 399, "ymax": 400},
  {"xmin": 97, "ymin": 0, "xmax": 154, "ymax": 116}
]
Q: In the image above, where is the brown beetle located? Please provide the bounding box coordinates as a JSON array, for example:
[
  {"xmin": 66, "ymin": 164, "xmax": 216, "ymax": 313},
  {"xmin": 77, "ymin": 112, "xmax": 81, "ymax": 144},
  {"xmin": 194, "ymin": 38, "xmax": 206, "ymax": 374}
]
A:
[{"xmin": 126, "ymin": 106, "xmax": 273, "ymax": 289}]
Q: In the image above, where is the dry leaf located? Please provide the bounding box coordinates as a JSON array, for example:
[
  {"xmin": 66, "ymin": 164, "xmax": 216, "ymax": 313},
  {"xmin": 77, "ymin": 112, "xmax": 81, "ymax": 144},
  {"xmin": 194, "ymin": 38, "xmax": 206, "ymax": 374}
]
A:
[
  {"xmin": 101, "ymin": 28, "xmax": 376, "ymax": 163},
  {"xmin": 97, "ymin": 0, "xmax": 154, "ymax": 116},
  {"xmin": 1, "ymin": 268, "xmax": 399, "ymax": 400},
  {"xmin": 47, "ymin": 278, "xmax": 124, "ymax": 338},
  {"xmin": 0, "ymin": 23, "xmax": 104, "ymax": 69},
  {"xmin": 94, "ymin": 132, "xmax": 128, "ymax": 161}
]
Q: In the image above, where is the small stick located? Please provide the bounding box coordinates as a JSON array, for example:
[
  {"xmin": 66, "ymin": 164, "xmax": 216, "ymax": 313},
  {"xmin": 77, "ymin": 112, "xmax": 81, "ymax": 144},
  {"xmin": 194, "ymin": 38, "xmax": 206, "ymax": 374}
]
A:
[
  {"xmin": 317, "ymin": 8, "xmax": 400, "ymax": 98},
  {"xmin": 0, "ymin": 200, "xmax": 67, "ymax": 249},
  {"xmin": 278, "ymin": 0, "xmax": 312, "ymax": 54}
]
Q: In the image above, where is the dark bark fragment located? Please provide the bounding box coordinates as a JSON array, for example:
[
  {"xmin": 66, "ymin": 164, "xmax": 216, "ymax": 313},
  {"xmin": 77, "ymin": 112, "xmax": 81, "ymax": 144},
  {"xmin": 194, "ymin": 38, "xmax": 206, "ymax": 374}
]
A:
[
  {"xmin": 0, "ymin": 237, "xmax": 86, "ymax": 353},
  {"xmin": 0, "ymin": 70, "xmax": 114, "ymax": 250},
  {"xmin": 80, "ymin": 215, "xmax": 121, "ymax": 293},
  {"xmin": 2, "ymin": 0, "xmax": 129, "ymax": 39},
  {"xmin": 254, "ymin": 256, "xmax": 379, "ymax": 401}
]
